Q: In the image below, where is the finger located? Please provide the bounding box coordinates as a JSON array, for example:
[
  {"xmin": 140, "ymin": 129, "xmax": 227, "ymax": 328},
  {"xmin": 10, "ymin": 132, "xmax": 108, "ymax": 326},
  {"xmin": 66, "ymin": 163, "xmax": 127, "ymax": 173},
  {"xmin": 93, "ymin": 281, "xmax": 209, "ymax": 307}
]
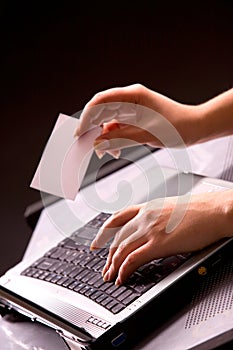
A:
[
  {"xmin": 95, "ymin": 149, "xmax": 121, "ymax": 159},
  {"xmin": 95, "ymin": 121, "xmax": 121, "ymax": 159},
  {"xmin": 102, "ymin": 122, "xmax": 122, "ymax": 159},
  {"xmin": 102, "ymin": 119, "xmax": 120, "ymax": 133},
  {"xmin": 74, "ymin": 104, "xmax": 106, "ymax": 137},
  {"xmin": 94, "ymin": 125, "xmax": 153, "ymax": 152},
  {"xmin": 109, "ymin": 216, "xmax": 139, "ymax": 249},
  {"xmin": 90, "ymin": 224, "xmax": 119, "ymax": 250},
  {"xmin": 86, "ymin": 85, "xmax": 141, "ymax": 107},
  {"xmin": 75, "ymin": 87, "xmax": 141, "ymax": 137},
  {"xmin": 74, "ymin": 106, "xmax": 117, "ymax": 137},
  {"xmin": 116, "ymin": 242, "xmax": 154, "ymax": 285},
  {"xmin": 102, "ymin": 219, "xmax": 137, "ymax": 278},
  {"xmin": 100, "ymin": 207, "xmax": 141, "ymax": 276},
  {"xmin": 75, "ymin": 84, "xmax": 147, "ymax": 137},
  {"xmin": 104, "ymin": 230, "xmax": 147, "ymax": 282},
  {"xmin": 106, "ymin": 149, "xmax": 121, "ymax": 159},
  {"xmin": 102, "ymin": 246, "xmax": 117, "ymax": 277},
  {"xmin": 90, "ymin": 206, "xmax": 140, "ymax": 250}
]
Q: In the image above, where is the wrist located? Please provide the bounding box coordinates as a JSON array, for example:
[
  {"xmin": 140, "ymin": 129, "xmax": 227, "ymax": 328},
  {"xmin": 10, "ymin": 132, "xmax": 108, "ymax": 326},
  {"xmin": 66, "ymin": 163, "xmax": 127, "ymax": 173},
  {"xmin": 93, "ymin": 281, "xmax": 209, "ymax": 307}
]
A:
[
  {"xmin": 195, "ymin": 88, "xmax": 233, "ymax": 143},
  {"xmin": 144, "ymin": 89, "xmax": 204, "ymax": 146},
  {"xmin": 169, "ymin": 104, "xmax": 204, "ymax": 146},
  {"xmin": 216, "ymin": 190, "xmax": 233, "ymax": 239},
  {"xmin": 188, "ymin": 103, "xmax": 215, "ymax": 144},
  {"xmin": 222, "ymin": 190, "xmax": 233, "ymax": 238}
]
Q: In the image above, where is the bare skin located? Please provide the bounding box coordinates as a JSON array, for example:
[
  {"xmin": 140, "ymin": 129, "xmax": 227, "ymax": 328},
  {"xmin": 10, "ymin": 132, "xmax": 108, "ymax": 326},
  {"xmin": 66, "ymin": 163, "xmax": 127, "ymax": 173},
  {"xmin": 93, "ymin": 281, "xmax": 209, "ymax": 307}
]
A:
[
  {"xmin": 91, "ymin": 190, "xmax": 233, "ymax": 285},
  {"xmin": 75, "ymin": 84, "xmax": 233, "ymax": 285},
  {"xmin": 75, "ymin": 84, "xmax": 233, "ymax": 149}
]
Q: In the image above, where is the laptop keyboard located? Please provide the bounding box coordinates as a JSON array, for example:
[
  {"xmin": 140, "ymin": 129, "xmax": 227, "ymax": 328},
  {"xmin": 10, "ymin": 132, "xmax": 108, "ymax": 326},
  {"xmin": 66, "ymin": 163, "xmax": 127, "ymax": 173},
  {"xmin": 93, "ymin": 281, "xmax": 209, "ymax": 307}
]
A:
[{"xmin": 21, "ymin": 212, "xmax": 191, "ymax": 314}]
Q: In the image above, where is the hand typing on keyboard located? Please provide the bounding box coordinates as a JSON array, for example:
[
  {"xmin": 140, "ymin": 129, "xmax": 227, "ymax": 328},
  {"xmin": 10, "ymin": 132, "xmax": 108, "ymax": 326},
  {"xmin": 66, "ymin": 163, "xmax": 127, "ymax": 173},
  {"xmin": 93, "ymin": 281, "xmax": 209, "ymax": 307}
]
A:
[{"xmin": 91, "ymin": 190, "xmax": 233, "ymax": 285}]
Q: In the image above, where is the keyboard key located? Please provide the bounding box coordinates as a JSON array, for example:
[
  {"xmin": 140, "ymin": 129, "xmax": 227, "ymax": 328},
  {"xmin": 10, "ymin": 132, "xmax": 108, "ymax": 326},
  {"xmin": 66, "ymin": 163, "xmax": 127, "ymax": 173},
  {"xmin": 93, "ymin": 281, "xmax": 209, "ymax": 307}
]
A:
[
  {"xmin": 79, "ymin": 255, "xmax": 94, "ymax": 267},
  {"xmin": 61, "ymin": 238, "xmax": 81, "ymax": 250},
  {"xmin": 96, "ymin": 293, "xmax": 108, "ymax": 304},
  {"xmin": 74, "ymin": 268, "xmax": 90, "ymax": 280},
  {"xmin": 37, "ymin": 259, "xmax": 56, "ymax": 271},
  {"xmin": 88, "ymin": 273, "xmax": 102, "ymax": 286},
  {"xmin": 106, "ymin": 300, "xmax": 118, "ymax": 310},
  {"xmin": 162, "ymin": 256, "xmax": 183, "ymax": 271},
  {"xmin": 50, "ymin": 274, "xmax": 63, "ymax": 283},
  {"xmin": 133, "ymin": 280, "xmax": 155, "ymax": 294},
  {"xmin": 62, "ymin": 265, "xmax": 78, "ymax": 276},
  {"xmin": 111, "ymin": 303, "xmax": 125, "ymax": 314},
  {"xmin": 74, "ymin": 283, "xmax": 86, "ymax": 292},
  {"xmin": 84, "ymin": 287, "xmax": 98, "ymax": 297},
  {"xmin": 45, "ymin": 273, "xmax": 57, "ymax": 282},
  {"xmin": 50, "ymin": 248, "xmax": 66, "ymax": 259},
  {"xmin": 79, "ymin": 285, "xmax": 92, "ymax": 295},
  {"xmin": 111, "ymin": 286, "xmax": 127, "ymax": 298},
  {"xmin": 49, "ymin": 261, "xmax": 64, "ymax": 273},
  {"xmin": 122, "ymin": 292, "xmax": 139, "ymax": 305},
  {"xmin": 93, "ymin": 277, "xmax": 105, "ymax": 288},
  {"xmin": 90, "ymin": 290, "xmax": 103, "ymax": 300},
  {"xmin": 117, "ymin": 290, "xmax": 132, "ymax": 302},
  {"xmin": 81, "ymin": 271, "xmax": 97, "ymax": 284},
  {"xmin": 21, "ymin": 268, "xmax": 37, "ymax": 277},
  {"xmin": 100, "ymin": 282, "xmax": 114, "ymax": 292},
  {"xmin": 62, "ymin": 278, "xmax": 76, "ymax": 288},
  {"xmin": 55, "ymin": 263, "xmax": 70, "ymax": 275},
  {"xmin": 32, "ymin": 270, "xmax": 44, "ymax": 278},
  {"xmin": 100, "ymin": 297, "xmax": 115, "ymax": 307},
  {"xmin": 105, "ymin": 284, "xmax": 120, "ymax": 295},
  {"xmin": 85, "ymin": 257, "xmax": 101, "ymax": 269},
  {"xmin": 56, "ymin": 276, "xmax": 70, "ymax": 286},
  {"xmin": 69, "ymin": 267, "xmax": 84, "ymax": 278},
  {"xmin": 93, "ymin": 260, "xmax": 106, "ymax": 272},
  {"xmin": 43, "ymin": 247, "xmax": 59, "ymax": 258},
  {"xmin": 68, "ymin": 281, "xmax": 81, "ymax": 290},
  {"xmin": 38, "ymin": 271, "xmax": 50, "ymax": 280}
]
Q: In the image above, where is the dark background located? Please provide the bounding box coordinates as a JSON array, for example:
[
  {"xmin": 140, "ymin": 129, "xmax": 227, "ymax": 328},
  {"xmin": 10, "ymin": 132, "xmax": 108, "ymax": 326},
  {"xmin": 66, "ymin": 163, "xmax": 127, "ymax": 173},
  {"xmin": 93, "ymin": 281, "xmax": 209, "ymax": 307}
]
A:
[{"xmin": 1, "ymin": 1, "xmax": 233, "ymax": 276}]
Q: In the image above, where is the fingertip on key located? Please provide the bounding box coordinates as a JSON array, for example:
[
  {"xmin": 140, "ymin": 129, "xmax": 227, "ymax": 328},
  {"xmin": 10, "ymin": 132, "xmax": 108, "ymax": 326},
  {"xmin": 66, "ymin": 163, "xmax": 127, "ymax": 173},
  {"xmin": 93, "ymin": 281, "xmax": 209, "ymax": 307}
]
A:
[
  {"xmin": 90, "ymin": 245, "xmax": 98, "ymax": 251},
  {"xmin": 115, "ymin": 277, "xmax": 121, "ymax": 286}
]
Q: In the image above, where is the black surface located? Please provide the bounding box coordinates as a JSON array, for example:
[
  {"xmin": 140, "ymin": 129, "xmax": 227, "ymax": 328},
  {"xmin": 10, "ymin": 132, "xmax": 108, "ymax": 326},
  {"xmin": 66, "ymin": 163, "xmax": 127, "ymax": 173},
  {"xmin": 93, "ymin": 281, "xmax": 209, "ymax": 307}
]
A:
[{"xmin": 1, "ymin": 1, "xmax": 233, "ymax": 276}]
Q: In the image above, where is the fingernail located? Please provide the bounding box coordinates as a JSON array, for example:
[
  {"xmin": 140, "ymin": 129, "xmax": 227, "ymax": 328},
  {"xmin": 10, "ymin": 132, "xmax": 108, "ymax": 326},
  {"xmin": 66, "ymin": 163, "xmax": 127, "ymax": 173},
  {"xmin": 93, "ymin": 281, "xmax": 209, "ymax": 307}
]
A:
[
  {"xmin": 103, "ymin": 271, "xmax": 109, "ymax": 282},
  {"xmin": 115, "ymin": 277, "xmax": 121, "ymax": 286},
  {"xmin": 73, "ymin": 126, "xmax": 80, "ymax": 138},
  {"xmin": 102, "ymin": 265, "xmax": 108, "ymax": 277},
  {"xmin": 106, "ymin": 150, "xmax": 121, "ymax": 159},
  {"xmin": 95, "ymin": 149, "xmax": 105, "ymax": 159},
  {"xmin": 90, "ymin": 246, "xmax": 97, "ymax": 251},
  {"xmin": 90, "ymin": 241, "xmax": 98, "ymax": 251},
  {"xmin": 94, "ymin": 139, "xmax": 110, "ymax": 151}
]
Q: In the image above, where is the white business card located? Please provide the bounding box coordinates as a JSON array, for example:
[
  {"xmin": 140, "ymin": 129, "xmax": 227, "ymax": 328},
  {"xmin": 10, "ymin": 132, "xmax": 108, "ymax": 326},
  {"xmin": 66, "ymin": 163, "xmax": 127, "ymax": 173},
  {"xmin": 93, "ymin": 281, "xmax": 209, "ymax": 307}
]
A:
[{"xmin": 30, "ymin": 114, "xmax": 101, "ymax": 200}]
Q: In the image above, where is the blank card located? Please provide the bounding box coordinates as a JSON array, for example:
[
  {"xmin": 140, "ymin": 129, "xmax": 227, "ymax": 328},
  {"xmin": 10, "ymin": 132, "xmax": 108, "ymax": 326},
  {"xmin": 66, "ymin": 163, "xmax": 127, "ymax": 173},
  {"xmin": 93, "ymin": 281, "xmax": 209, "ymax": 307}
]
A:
[{"xmin": 30, "ymin": 114, "xmax": 101, "ymax": 200}]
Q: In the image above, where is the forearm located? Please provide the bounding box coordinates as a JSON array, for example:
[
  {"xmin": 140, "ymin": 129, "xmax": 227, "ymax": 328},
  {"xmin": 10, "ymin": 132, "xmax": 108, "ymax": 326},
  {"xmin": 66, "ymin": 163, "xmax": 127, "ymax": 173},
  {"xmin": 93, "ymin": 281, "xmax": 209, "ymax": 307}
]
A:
[
  {"xmin": 76, "ymin": 84, "xmax": 233, "ymax": 148},
  {"xmin": 197, "ymin": 88, "xmax": 233, "ymax": 143},
  {"xmin": 144, "ymin": 87, "xmax": 233, "ymax": 146}
]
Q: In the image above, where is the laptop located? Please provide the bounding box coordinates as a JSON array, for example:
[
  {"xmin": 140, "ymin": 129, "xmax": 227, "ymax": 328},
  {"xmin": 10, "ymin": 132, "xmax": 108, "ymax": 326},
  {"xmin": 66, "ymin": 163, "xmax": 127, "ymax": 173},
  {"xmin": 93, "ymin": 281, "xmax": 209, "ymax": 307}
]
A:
[{"xmin": 0, "ymin": 143, "xmax": 233, "ymax": 349}]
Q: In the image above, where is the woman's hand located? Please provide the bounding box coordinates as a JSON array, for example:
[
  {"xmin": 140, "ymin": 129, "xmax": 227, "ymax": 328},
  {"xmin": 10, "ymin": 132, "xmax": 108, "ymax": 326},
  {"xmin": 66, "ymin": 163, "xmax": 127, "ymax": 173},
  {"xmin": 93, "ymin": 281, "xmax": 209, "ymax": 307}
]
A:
[
  {"xmin": 75, "ymin": 84, "xmax": 203, "ymax": 158},
  {"xmin": 90, "ymin": 189, "xmax": 233, "ymax": 285}
]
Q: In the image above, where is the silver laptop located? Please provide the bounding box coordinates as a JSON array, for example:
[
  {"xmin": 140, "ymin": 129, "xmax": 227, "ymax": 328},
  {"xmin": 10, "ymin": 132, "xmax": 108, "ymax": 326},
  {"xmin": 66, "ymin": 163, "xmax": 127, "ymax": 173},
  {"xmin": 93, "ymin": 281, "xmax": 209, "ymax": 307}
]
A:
[{"xmin": 0, "ymin": 148, "xmax": 233, "ymax": 349}]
